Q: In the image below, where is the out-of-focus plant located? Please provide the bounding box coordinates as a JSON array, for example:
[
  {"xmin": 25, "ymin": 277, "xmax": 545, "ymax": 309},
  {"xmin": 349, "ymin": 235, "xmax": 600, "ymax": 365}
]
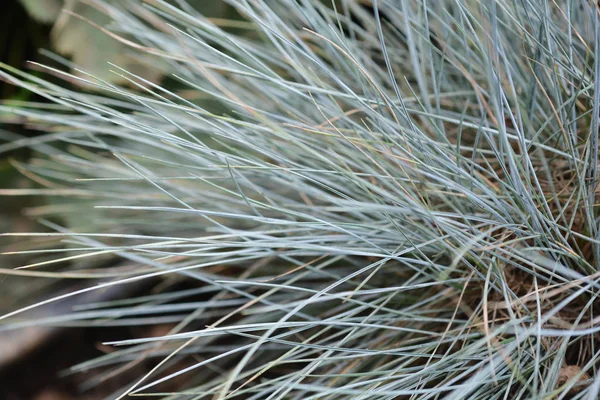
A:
[{"xmin": 19, "ymin": 0, "xmax": 231, "ymax": 85}]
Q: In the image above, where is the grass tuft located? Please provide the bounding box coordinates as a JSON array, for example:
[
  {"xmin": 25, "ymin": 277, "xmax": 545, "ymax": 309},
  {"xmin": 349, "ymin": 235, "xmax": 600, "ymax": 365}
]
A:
[{"xmin": 2, "ymin": 0, "xmax": 600, "ymax": 398}]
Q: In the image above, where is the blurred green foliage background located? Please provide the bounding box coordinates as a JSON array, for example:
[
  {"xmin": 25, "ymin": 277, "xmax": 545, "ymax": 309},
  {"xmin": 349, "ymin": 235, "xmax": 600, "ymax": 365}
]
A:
[{"xmin": 0, "ymin": 0, "xmax": 237, "ymax": 311}]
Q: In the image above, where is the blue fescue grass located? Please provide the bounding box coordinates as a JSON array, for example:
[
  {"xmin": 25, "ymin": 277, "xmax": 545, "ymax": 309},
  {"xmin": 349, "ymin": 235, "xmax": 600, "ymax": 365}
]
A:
[{"xmin": 1, "ymin": 0, "xmax": 600, "ymax": 398}]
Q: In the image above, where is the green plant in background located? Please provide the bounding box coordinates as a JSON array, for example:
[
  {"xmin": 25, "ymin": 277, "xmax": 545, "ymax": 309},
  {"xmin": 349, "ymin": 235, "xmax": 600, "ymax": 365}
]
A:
[
  {"xmin": 18, "ymin": 0, "xmax": 232, "ymax": 86},
  {"xmin": 1, "ymin": 0, "xmax": 600, "ymax": 398}
]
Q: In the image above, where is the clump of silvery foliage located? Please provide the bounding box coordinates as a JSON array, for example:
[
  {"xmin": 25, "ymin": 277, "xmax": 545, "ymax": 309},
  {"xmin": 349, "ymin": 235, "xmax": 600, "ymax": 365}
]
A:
[{"xmin": 1, "ymin": 1, "xmax": 599, "ymax": 399}]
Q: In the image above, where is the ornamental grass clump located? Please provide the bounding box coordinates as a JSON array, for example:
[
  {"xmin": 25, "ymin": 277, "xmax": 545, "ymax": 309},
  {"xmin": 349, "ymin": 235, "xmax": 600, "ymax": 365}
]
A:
[{"xmin": 1, "ymin": 0, "xmax": 600, "ymax": 398}]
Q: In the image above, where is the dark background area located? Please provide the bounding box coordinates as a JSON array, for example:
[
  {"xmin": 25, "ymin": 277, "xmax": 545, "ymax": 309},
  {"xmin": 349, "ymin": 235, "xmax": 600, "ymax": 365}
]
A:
[
  {"xmin": 0, "ymin": 1, "xmax": 50, "ymax": 98},
  {"xmin": 0, "ymin": 3, "xmax": 95, "ymax": 399}
]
